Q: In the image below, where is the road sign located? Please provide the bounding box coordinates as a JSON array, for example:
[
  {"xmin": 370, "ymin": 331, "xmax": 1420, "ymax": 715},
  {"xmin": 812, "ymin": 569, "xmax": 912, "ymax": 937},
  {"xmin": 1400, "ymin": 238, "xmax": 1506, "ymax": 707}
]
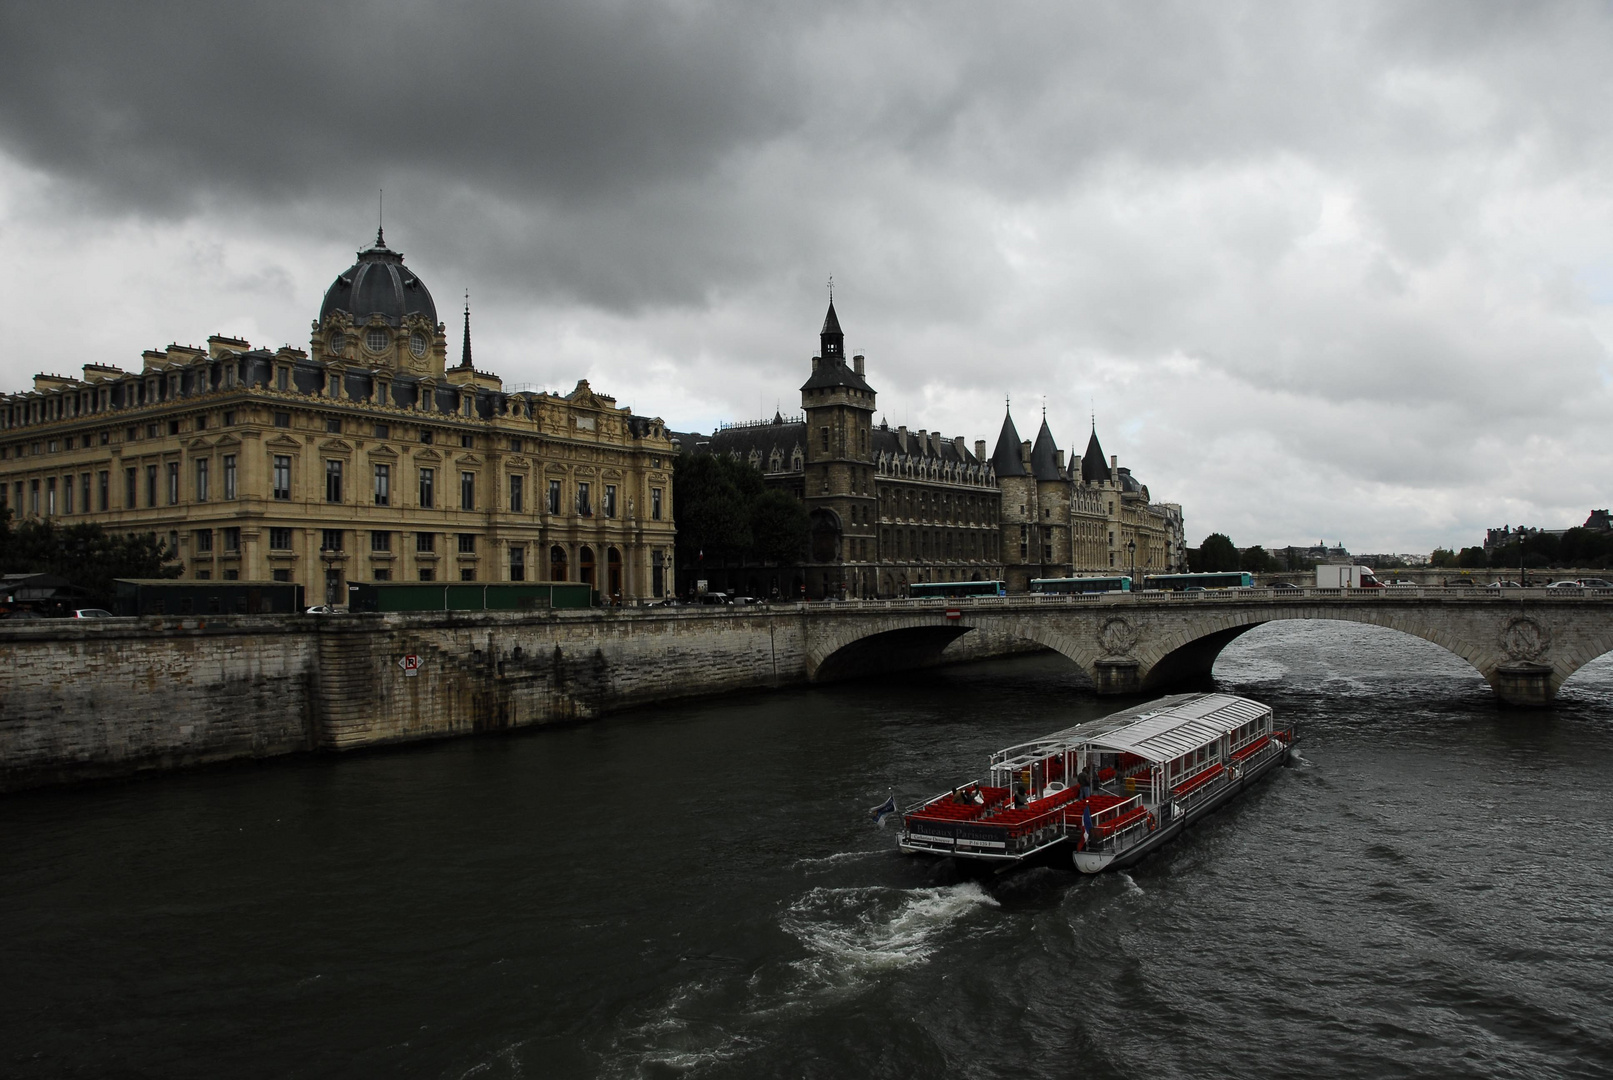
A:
[
  {"xmin": 398, "ymin": 654, "xmax": 422, "ymax": 677},
  {"xmin": 945, "ymin": 608, "xmax": 961, "ymax": 620}
]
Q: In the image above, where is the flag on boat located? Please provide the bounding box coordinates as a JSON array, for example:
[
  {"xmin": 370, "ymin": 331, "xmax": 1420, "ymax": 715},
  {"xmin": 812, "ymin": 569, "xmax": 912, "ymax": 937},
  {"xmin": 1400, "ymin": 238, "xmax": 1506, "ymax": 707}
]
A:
[
  {"xmin": 870, "ymin": 794, "xmax": 897, "ymax": 824},
  {"xmin": 1081, "ymin": 805, "xmax": 1094, "ymax": 849}
]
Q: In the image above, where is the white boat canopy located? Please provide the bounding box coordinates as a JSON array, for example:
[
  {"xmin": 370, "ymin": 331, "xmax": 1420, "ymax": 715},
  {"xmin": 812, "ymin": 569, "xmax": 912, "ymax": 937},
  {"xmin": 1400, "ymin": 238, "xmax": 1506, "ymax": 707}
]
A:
[{"xmin": 991, "ymin": 693, "xmax": 1272, "ymax": 770}]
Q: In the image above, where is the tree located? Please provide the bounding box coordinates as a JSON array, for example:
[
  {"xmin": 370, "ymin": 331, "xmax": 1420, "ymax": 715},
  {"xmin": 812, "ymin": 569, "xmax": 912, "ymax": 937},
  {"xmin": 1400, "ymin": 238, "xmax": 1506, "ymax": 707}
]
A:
[
  {"xmin": 1456, "ymin": 546, "xmax": 1487, "ymax": 569},
  {"xmin": 1190, "ymin": 533, "xmax": 1240, "ymax": 573},
  {"xmin": 750, "ymin": 489, "xmax": 810, "ymax": 565},
  {"xmin": 0, "ymin": 517, "xmax": 180, "ymax": 606},
  {"xmin": 1429, "ymin": 548, "xmax": 1458, "ymax": 568},
  {"xmin": 1239, "ymin": 544, "xmax": 1273, "ymax": 573}
]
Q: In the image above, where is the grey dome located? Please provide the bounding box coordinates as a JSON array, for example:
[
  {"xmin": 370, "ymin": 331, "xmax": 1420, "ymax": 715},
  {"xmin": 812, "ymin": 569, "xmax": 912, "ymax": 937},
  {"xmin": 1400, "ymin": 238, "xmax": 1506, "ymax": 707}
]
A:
[{"xmin": 319, "ymin": 230, "xmax": 437, "ymax": 328}]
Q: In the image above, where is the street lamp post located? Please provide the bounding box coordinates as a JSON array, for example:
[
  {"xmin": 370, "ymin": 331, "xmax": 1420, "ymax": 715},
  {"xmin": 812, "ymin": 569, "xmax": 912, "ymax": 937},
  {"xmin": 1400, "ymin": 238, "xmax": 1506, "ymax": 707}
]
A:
[{"xmin": 1126, "ymin": 538, "xmax": 1136, "ymax": 590}]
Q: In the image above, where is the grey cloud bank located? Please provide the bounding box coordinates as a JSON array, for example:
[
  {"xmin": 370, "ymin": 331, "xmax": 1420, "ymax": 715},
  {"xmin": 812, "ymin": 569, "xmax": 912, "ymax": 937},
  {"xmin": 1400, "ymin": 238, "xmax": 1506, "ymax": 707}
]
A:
[{"xmin": 1, "ymin": 0, "xmax": 1609, "ymax": 552}]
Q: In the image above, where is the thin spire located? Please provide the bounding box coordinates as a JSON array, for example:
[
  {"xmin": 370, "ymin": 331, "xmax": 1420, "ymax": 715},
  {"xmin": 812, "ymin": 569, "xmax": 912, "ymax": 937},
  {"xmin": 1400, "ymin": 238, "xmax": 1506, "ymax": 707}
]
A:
[
  {"xmin": 461, "ymin": 291, "xmax": 472, "ymax": 368},
  {"xmin": 377, "ymin": 189, "xmax": 385, "ymax": 246},
  {"xmin": 827, "ymin": 274, "xmax": 834, "ymax": 303}
]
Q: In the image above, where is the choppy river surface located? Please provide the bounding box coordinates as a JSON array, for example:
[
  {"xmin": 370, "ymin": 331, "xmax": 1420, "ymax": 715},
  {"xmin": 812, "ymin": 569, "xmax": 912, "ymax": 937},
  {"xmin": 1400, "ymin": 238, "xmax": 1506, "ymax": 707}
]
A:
[{"xmin": 5, "ymin": 622, "xmax": 1613, "ymax": 1079}]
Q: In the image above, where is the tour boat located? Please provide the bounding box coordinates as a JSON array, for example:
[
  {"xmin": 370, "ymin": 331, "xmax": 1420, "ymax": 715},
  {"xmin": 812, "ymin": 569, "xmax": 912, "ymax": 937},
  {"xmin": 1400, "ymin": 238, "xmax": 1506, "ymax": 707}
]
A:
[{"xmin": 897, "ymin": 693, "xmax": 1293, "ymax": 874}]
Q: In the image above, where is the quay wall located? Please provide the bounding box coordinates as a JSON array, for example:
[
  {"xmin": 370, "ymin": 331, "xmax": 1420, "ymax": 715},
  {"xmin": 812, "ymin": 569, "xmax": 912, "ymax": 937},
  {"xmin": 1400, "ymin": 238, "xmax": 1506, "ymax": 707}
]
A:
[{"xmin": 0, "ymin": 608, "xmax": 1043, "ymax": 792}]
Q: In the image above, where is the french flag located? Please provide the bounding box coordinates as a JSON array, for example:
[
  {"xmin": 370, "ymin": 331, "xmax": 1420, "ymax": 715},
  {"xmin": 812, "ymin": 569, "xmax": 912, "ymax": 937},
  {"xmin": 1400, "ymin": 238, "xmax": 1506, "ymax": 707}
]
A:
[{"xmin": 1080, "ymin": 805, "xmax": 1094, "ymax": 849}]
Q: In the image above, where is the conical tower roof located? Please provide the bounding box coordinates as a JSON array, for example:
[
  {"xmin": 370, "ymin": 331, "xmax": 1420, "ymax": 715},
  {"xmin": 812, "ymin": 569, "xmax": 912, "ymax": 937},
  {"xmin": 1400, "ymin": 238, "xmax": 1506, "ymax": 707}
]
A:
[
  {"xmin": 991, "ymin": 408, "xmax": 1028, "ymax": 477},
  {"xmin": 1080, "ymin": 424, "xmax": 1109, "ymax": 484},
  {"xmin": 820, "ymin": 300, "xmax": 843, "ymax": 336},
  {"xmin": 1029, "ymin": 417, "xmax": 1063, "ymax": 481}
]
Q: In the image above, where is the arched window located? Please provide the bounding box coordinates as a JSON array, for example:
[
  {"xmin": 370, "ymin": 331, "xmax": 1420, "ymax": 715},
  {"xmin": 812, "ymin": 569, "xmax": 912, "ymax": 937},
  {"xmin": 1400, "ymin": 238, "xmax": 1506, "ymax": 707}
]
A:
[
  {"xmin": 579, "ymin": 546, "xmax": 596, "ymax": 587},
  {"xmin": 549, "ymin": 545, "xmax": 568, "ymax": 581}
]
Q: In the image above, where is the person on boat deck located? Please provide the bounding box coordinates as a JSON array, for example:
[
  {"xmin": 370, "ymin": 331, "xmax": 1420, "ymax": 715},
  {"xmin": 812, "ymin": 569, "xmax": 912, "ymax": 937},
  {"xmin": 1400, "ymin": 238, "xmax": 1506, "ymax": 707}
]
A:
[
  {"xmin": 953, "ymin": 786, "xmax": 972, "ymax": 805},
  {"xmin": 1012, "ymin": 788, "xmax": 1027, "ymax": 809},
  {"xmin": 1075, "ymin": 767, "xmax": 1091, "ymax": 799}
]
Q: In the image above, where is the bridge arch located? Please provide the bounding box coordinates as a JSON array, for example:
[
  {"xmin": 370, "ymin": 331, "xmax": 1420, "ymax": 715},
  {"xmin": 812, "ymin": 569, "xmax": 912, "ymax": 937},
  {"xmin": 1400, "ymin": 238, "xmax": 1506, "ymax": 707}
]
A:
[{"xmin": 808, "ymin": 615, "xmax": 1103, "ymax": 684}]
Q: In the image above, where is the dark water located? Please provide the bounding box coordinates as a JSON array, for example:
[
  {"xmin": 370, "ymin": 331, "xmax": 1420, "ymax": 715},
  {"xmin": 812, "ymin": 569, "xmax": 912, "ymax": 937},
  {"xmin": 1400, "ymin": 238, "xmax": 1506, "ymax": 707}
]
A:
[{"xmin": 4, "ymin": 623, "xmax": 1613, "ymax": 1079}]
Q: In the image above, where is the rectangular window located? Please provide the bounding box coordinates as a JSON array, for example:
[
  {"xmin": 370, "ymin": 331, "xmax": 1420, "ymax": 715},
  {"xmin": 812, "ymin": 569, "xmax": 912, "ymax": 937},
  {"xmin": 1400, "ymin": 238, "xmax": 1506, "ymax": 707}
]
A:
[
  {"xmin": 195, "ymin": 569, "xmax": 211, "ymax": 580},
  {"xmin": 195, "ymin": 458, "xmax": 210, "ymax": 502},
  {"xmin": 79, "ymin": 473, "xmax": 90, "ymax": 512},
  {"xmin": 29, "ymin": 479, "xmax": 39, "ymax": 516},
  {"xmin": 272, "ymin": 568, "xmax": 292, "ymax": 582},
  {"xmin": 168, "ymin": 420, "xmax": 180, "ymax": 436},
  {"xmin": 458, "ymin": 533, "xmax": 476, "ymax": 554},
  {"xmin": 98, "ymin": 471, "xmax": 109, "ymax": 512},
  {"xmin": 652, "ymin": 487, "xmax": 663, "ymax": 521},
  {"xmin": 604, "ymin": 484, "xmax": 616, "ymax": 518},
  {"xmin": 276, "ymin": 368, "xmax": 289, "ymax": 392},
  {"xmin": 420, "ymin": 429, "xmax": 433, "ymax": 445},
  {"xmin": 460, "ymin": 568, "xmax": 476, "ymax": 581},
  {"xmin": 326, "ymin": 416, "xmax": 341, "ymax": 434},
  {"xmin": 509, "ymin": 547, "xmax": 525, "ymax": 581},
  {"xmin": 64, "ymin": 474, "xmax": 74, "ymax": 514},
  {"xmin": 146, "ymin": 464, "xmax": 158, "ymax": 507},
  {"xmin": 269, "ymin": 527, "xmax": 293, "ymax": 550},
  {"xmin": 460, "ymin": 434, "xmax": 474, "ymax": 449},
  {"xmin": 196, "ymin": 415, "xmax": 208, "ymax": 431},
  {"xmin": 273, "ymin": 455, "xmax": 291, "ymax": 500},
  {"xmin": 325, "ymin": 459, "xmax": 343, "ymax": 503},
  {"xmin": 460, "ymin": 471, "xmax": 475, "ymax": 510},
  {"xmin": 45, "ymin": 477, "xmax": 56, "ymax": 516},
  {"xmin": 274, "ymin": 411, "xmax": 290, "ymax": 428},
  {"xmin": 576, "ymin": 481, "xmax": 591, "ymax": 516},
  {"xmin": 373, "ymin": 423, "xmax": 390, "ymax": 439},
  {"xmin": 373, "ymin": 463, "xmax": 390, "ymax": 506},
  {"xmin": 371, "ymin": 530, "xmax": 391, "ymax": 552},
  {"xmin": 508, "ymin": 474, "xmax": 524, "ymax": 513},
  {"xmin": 223, "ymin": 527, "xmax": 240, "ymax": 552},
  {"xmin": 418, "ymin": 467, "xmax": 435, "ymax": 508},
  {"xmin": 328, "ymin": 376, "xmax": 339, "ymax": 398},
  {"xmin": 548, "ymin": 479, "xmax": 561, "ymax": 514},
  {"xmin": 223, "ymin": 455, "xmax": 237, "ymax": 500},
  {"xmin": 416, "ymin": 532, "xmax": 435, "ymax": 553},
  {"xmin": 418, "ymin": 568, "xmax": 435, "ymax": 582},
  {"xmin": 167, "ymin": 462, "xmax": 180, "ymax": 505},
  {"xmin": 373, "ymin": 569, "xmax": 391, "ymax": 581},
  {"xmin": 125, "ymin": 468, "xmax": 137, "ymax": 508},
  {"xmin": 509, "ymin": 437, "xmax": 522, "ymax": 452},
  {"xmin": 820, "ymin": 426, "xmax": 829, "ymax": 451},
  {"xmin": 195, "ymin": 528, "xmax": 214, "ymax": 553},
  {"xmin": 322, "ymin": 528, "xmax": 343, "ymax": 553}
]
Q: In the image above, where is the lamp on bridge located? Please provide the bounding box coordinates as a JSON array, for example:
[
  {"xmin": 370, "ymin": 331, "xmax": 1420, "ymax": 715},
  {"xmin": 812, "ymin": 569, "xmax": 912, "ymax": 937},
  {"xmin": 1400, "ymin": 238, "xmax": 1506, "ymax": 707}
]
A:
[{"xmin": 1127, "ymin": 538, "xmax": 1136, "ymax": 586}]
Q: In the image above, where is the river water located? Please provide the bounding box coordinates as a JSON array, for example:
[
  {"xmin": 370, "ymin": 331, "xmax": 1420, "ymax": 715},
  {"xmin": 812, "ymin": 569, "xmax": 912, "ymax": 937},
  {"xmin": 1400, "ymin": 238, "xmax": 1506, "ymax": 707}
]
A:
[{"xmin": 4, "ymin": 622, "xmax": 1613, "ymax": 1079}]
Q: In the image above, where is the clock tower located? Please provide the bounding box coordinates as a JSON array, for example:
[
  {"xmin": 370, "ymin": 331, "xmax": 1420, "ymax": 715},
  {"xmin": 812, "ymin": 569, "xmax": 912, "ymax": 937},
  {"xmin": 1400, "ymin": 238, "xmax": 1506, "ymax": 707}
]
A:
[{"xmin": 800, "ymin": 299, "xmax": 877, "ymax": 599}]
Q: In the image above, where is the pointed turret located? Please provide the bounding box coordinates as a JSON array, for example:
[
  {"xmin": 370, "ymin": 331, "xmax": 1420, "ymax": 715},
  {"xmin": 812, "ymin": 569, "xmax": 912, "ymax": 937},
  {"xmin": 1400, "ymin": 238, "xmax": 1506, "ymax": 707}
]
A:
[
  {"xmin": 991, "ymin": 407, "xmax": 1028, "ymax": 477},
  {"xmin": 460, "ymin": 293, "xmax": 473, "ymax": 368},
  {"xmin": 1081, "ymin": 423, "xmax": 1109, "ymax": 484},
  {"xmin": 820, "ymin": 300, "xmax": 845, "ymax": 360},
  {"xmin": 1029, "ymin": 417, "xmax": 1063, "ymax": 481}
]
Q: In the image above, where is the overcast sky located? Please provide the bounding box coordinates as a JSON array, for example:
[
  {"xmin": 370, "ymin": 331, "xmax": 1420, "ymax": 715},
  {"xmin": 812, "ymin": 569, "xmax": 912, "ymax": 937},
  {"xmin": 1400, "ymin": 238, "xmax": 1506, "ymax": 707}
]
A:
[{"xmin": 2, "ymin": 1, "xmax": 1610, "ymax": 553}]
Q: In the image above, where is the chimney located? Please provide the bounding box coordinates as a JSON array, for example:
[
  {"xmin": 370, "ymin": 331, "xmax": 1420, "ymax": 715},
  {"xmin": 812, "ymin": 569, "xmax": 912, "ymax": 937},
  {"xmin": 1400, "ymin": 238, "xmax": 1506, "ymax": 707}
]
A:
[
  {"xmin": 853, "ymin": 353, "xmax": 865, "ymax": 376},
  {"xmin": 897, "ymin": 425, "xmax": 909, "ymax": 453},
  {"xmin": 1110, "ymin": 454, "xmax": 1118, "ymax": 481},
  {"xmin": 811, "ymin": 355, "xmax": 820, "ymax": 371},
  {"xmin": 953, "ymin": 435, "xmax": 966, "ymax": 458},
  {"xmin": 1056, "ymin": 449, "xmax": 1065, "ymax": 471},
  {"xmin": 1021, "ymin": 439, "xmax": 1032, "ymax": 466},
  {"xmin": 918, "ymin": 429, "xmax": 928, "ymax": 455},
  {"xmin": 974, "ymin": 439, "xmax": 986, "ymax": 461}
]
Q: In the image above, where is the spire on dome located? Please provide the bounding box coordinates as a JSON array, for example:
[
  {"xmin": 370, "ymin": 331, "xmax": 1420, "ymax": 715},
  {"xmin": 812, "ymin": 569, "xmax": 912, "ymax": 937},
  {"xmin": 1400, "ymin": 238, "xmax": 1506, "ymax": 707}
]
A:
[
  {"xmin": 1080, "ymin": 421, "xmax": 1109, "ymax": 484},
  {"xmin": 991, "ymin": 405, "xmax": 1028, "ymax": 477},
  {"xmin": 460, "ymin": 292, "xmax": 472, "ymax": 368},
  {"xmin": 1029, "ymin": 416, "xmax": 1062, "ymax": 481}
]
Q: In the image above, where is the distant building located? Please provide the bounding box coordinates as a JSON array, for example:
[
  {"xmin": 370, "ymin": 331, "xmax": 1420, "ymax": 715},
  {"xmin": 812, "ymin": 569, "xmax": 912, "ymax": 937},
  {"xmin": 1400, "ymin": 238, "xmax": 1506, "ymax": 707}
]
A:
[{"xmin": 0, "ymin": 229, "xmax": 678, "ymax": 604}]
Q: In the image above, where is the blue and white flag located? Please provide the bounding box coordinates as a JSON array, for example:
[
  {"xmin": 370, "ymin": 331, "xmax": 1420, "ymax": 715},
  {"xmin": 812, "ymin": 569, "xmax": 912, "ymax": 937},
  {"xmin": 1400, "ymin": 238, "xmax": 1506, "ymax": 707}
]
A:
[{"xmin": 870, "ymin": 794, "xmax": 897, "ymax": 824}]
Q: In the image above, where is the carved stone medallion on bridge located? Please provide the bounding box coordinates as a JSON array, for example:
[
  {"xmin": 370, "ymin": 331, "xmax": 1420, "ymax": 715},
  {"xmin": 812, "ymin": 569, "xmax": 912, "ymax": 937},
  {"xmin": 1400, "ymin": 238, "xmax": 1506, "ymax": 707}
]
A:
[
  {"xmin": 1500, "ymin": 616, "xmax": 1550, "ymax": 662},
  {"xmin": 1098, "ymin": 617, "xmax": 1138, "ymax": 656}
]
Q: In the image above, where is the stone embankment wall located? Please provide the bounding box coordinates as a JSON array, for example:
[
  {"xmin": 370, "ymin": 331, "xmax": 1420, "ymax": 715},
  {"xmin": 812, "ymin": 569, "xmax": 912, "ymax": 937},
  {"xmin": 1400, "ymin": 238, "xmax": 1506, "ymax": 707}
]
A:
[{"xmin": 0, "ymin": 608, "xmax": 1042, "ymax": 792}]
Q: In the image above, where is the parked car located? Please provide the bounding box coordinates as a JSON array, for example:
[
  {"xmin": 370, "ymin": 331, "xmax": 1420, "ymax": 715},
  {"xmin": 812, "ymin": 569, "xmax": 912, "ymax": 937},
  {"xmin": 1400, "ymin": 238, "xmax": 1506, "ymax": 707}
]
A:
[
  {"xmin": 1579, "ymin": 578, "xmax": 1613, "ymax": 589},
  {"xmin": 71, "ymin": 608, "xmax": 114, "ymax": 618},
  {"xmin": 1269, "ymin": 582, "xmax": 1300, "ymax": 590},
  {"xmin": 305, "ymin": 604, "xmax": 341, "ymax": 614},
  {"xmin": 1546, "ymin": 580, "xmax": 1583, "ymax": 589},
  {"xmin": 1486, "ymin": 581, "xmax": 1522, "ymax": 588},
  {"xmin": 696, "ymin": 592, "xmax": 733, "ymax": 605}
]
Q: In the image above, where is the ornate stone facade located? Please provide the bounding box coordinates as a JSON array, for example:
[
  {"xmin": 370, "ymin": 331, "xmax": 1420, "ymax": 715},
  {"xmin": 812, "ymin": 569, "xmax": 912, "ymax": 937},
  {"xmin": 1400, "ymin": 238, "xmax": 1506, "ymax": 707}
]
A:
[
  {"xmin": 0, "ymin": 231, "xmax": 677, "ymax": 604},
  {"xmin": 992, "ymin": 406, "xmax": 1185, "ymax": 591}
]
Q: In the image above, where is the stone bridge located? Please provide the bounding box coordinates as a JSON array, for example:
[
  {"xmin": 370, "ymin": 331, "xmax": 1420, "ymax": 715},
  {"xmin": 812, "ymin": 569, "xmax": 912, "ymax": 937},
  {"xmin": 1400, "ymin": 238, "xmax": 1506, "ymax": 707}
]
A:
[{"xmin": 802, "ymin": 587, "xmax": 1613, "ymax": 706}]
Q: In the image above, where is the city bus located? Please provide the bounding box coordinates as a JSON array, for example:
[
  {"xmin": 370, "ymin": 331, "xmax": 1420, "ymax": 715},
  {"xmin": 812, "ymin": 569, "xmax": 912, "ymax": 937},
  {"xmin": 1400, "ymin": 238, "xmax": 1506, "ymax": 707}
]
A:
[
  {"xmin": 1029, "ymin": 576, "xmax": 1132, "ymax": 594},
  {"xmin": 1141, "ymin": 572, "xmax": 1254, "ymax": 592},
  {"xmin": 908, "ymin": 580, "xmax": 1007, "ymax": 599}
]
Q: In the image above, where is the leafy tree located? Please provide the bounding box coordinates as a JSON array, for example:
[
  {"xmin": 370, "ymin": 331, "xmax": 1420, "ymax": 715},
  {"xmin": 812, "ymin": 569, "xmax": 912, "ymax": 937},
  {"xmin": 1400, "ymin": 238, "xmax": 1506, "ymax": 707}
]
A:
[
  {"xmin": 1190, "ymin": 533, "xmax": 1240, "ymax": 573},
  {"xmin": 1429, "ymin": 548, "xmax": 1458, "ymax": 568},
  {"xmin": 1456, "ymin": 546, "xmax": 1487, "ymax": 568},
  {"xmin": 1239, "ymin": 544, "xmax": 1273, "ymax": 573},
  {"xmin": 0, "ymin": 516, "xmax": 179, "ymax": 606},
  {"xmin": 750, "ymin": 489, "xmax": 810, "ymax": 565}
]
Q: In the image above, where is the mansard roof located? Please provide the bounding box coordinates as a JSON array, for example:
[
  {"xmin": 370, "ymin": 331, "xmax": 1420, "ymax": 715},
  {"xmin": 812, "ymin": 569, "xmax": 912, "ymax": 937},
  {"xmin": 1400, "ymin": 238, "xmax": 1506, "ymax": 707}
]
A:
[
  {"xmin": 701, "ymin": 420, "xmax": 807, "ymax": 463},
  {"xmin": 871, "ymin": 427, "xmax": 975, "ymax": 464},
  {"xmin": 319, "ymin": 230, "xmax": 437, "ymax": 329},
  {"xmin": 991, "ymin": 409, "xmax": 1027, "ymax": 477},
  {"xmin": 800, "ymin": 356, "xmax": 871, "ymax": 392},
  {"xmin": 1029, "ymin": 417, "xmax": 1063, "ymax": 481},
  {"xmin": 1081, "ymin": 424, "xmax": 1109, "ymax": 484}
]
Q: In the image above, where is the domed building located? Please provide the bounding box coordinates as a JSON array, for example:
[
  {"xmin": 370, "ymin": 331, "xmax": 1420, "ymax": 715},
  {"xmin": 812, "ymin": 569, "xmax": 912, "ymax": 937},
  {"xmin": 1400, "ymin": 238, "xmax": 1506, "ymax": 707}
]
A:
[{"xmin": 0, "ymin": 230, "xmax": 678, "ymax": 605}]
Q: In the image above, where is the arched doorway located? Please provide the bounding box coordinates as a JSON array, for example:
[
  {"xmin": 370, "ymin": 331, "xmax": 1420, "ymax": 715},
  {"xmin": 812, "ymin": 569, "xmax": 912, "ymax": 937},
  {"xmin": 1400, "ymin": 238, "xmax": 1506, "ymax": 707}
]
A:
[
  {"xmin": 580, "ymin": 546, "xmax": 596, "ymax": 587},
  {"xmin": 607, "ymin": 547, "xmax": 622, "ymax": 599},
  {"xmin": 652, "ymin": 551, "xmax": 665, "ymax": 598},
  {"xmin": 549, "ymin": 545, "xmax": 568, "ymax": 581}
]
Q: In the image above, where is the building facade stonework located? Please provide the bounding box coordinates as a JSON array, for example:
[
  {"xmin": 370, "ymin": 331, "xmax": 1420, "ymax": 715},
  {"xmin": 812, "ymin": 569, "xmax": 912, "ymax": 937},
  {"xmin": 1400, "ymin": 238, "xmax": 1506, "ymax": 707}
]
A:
[{"xmin": 0, "ymin": 231, "xmax": 677, "ymax": 603}]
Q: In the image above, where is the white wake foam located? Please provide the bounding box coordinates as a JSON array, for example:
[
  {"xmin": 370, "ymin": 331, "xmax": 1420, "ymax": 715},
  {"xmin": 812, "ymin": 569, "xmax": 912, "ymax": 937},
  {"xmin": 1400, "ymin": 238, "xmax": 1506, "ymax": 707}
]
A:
[{"xmin": 782, "ymin": 882, "xmax": 999, "ymax": 991}]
